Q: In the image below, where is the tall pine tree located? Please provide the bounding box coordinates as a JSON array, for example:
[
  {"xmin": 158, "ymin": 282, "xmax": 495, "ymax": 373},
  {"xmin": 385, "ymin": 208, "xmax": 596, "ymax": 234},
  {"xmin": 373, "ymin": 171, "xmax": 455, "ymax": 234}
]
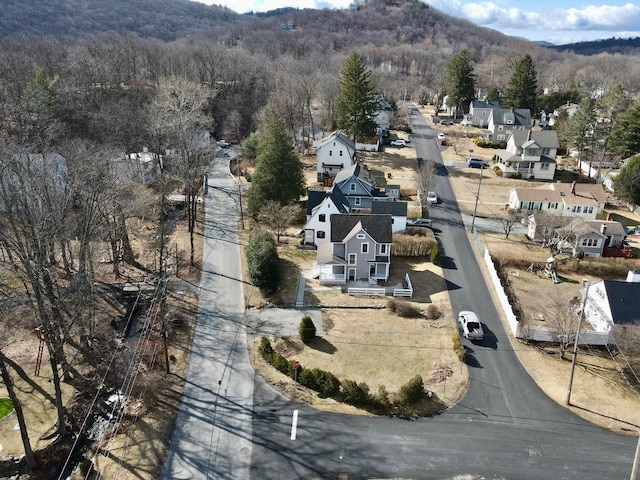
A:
[
  {"xmin": 445, "ymin": 50, "xmax": 476, "ymax": 118},
  {"xmin": 503, "ymin": 54, "xmax": 538, "ymax": 111},
  {"xmin": 247, "ymin": 109, "xmax": 305, "ymax": 216},
  {"xmin": 337, "ymin": 52, "xmax": 378, "ymax": 143}
]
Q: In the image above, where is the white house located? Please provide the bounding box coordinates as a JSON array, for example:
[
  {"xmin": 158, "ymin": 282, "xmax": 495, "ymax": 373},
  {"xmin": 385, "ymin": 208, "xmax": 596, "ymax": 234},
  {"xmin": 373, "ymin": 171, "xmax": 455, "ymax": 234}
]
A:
[
  {"xmin": 303, "ymin": 189, "xmax": 350, "ymax": 246},
  {"xmin": 483, "ymin": 108, "xmax": 533, "ymax": 145},
  {"xmin": 314, "ymin": 131, "xmax": 356, "ymax": 184},
  {"xmin": 495, "ymin": 129, "xmax": 559, "ymax": 180},
  {"xmin": 509, "ymin": 182, "xmax": 607, "ymax": 219},
  {"xmin": 549, "ymin": 102, "xmax": 579, "ymax": 127},
  {"xmin": 581, "ymin": 270, "xmax": 640, "ymax": 333}
]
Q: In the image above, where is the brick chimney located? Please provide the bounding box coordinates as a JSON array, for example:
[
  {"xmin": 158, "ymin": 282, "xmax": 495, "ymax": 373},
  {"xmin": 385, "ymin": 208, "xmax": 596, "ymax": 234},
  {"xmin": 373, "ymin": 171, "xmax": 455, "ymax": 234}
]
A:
[
  {"xmin": 570, "ymin": 181, "xmax": 576, "ymax": 195},
  {"xmin": 600, "ymin": 224, "xmax": 607, "ymax": 235}
]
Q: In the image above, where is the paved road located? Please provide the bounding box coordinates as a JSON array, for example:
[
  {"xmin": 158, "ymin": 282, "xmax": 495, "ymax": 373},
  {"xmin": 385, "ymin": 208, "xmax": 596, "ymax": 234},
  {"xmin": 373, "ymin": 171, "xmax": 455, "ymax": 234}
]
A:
[
  {"xmin": 161, "ymin": 154, "xmax": 254, "ymax": 480},
  {"xmin": 163, "ymin": 133, "xmax": 638, "ymax": 479}
]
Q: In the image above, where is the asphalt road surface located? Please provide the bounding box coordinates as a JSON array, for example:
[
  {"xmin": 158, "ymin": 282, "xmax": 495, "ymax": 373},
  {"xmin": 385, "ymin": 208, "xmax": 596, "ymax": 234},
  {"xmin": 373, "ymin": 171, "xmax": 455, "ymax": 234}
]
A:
[{"xmin": 162, "ymin": 133, "xmax": 639, "ymax": 479}]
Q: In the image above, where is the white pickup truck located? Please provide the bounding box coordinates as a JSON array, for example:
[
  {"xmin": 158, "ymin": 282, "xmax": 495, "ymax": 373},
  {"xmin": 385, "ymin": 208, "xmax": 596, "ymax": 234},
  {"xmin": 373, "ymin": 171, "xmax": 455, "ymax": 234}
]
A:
[{"xmin": 458, "ymin": 311, "xmax": 484, "ymax": 340}]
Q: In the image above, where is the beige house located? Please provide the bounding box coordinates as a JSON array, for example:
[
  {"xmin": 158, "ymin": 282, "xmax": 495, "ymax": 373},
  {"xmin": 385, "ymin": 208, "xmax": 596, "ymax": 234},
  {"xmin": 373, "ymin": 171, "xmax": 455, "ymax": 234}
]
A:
[{"xmin": 509, "ymin": 182, "xmax": 607, "ymax": 219}]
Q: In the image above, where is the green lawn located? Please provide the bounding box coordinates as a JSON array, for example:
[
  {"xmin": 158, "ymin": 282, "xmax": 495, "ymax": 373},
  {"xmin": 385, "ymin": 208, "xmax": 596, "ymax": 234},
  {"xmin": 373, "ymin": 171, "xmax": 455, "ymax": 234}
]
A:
[{"xmin": 0, "ymin": 397, "xmax": 14, "ymax": 419}]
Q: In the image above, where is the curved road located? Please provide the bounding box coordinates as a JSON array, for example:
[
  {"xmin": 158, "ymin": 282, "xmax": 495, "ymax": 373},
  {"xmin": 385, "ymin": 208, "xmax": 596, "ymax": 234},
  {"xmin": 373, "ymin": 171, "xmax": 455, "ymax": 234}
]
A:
[{"xmin": 162, "ymin": 132, "xmax": 638, "ymax": 479}]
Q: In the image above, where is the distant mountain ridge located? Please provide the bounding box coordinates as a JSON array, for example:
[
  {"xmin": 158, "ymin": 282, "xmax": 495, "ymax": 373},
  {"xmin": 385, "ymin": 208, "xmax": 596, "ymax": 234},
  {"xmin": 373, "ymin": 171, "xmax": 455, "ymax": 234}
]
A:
[{"xmin": 545, "ymin": 36, "xmax": 640, "ymax": 56}]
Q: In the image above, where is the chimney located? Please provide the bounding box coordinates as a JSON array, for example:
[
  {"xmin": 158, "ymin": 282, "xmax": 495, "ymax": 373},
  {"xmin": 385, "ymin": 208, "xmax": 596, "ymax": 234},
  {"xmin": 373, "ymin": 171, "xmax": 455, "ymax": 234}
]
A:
[
  {"xmin": 527, "ymin": 130, "xmax": 532, "ymax": 141},
  {"xmin": 570, "ymin": 181, "xmax": 576, "ymax": 195},
  {"xmin": 626, "ymin": 270, "xmax": 640, "ymax": 283},
  {"xmin": 600, "ymin": 224, "xmax": 607, "ymax": 235}
]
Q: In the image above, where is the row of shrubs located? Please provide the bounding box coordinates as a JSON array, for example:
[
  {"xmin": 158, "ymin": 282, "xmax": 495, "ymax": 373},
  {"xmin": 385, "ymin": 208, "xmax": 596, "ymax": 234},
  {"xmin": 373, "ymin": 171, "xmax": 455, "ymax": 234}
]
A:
[
  {"xmin": 258, "ymin": 337, "xmax": 429, "ymax": 411},
  {"xmin": 473, "ymin": 137, "xmax": 507, "ymax": 149}
]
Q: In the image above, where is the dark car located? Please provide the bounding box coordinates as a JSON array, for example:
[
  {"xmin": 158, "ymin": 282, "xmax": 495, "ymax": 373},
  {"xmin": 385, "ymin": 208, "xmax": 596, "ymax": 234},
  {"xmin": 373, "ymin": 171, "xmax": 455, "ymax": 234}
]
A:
[
  {"xmin": 406, "ymin": 218, "xmax": 432, "ymax": 228},
  {"xmin": 468, "ymin": 158, "xmax": 489, "ymax": 169},
  {"xmin": 439, "ymin": 119, "xmax": 454, "ymax": 126}
]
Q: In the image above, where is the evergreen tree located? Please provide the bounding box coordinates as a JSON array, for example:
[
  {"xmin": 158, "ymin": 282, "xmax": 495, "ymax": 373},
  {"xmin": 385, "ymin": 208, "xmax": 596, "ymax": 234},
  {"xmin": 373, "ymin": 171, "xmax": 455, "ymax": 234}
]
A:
[
  {"xmin": 565, "ymin": 98, "xmax": 596, "ymax": 160},
  {"xmin": 337, "ymin": 51, "xmax": 378, "ymax": 142},
  {"xmin": 246, "ymin": 230, "xmax": 280, "ymax": 294},
  {"xmin": 599, "ymin": 85, "xmax": 630, "ymax": 123},
  {"xmin": 613, "ymin": 155, "xmax": 640, "ymax": 205},
  {"xmin": 607, "ymin": 99, "xmax": 640, "ymax": 158},
  {"xmin": 247, "ymin": 109, "xmax": 305, "ymax": 216},
  {"xmin": 445, "ymin": 50, "xmax": 476, "ymax": 118},
  {"xmin": 485, "ymin": 87, "xmax": 500, "ymax": 103},
  {"xmin": 503, "ymin": 54, "xmax": 538, "ymax": 111}
]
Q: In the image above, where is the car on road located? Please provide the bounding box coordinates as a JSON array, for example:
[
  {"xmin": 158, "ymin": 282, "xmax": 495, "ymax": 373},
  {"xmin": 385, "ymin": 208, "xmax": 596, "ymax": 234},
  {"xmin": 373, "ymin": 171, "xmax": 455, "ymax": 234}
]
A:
[
  {"xmin": 437, "ymin": 132, "xmax": 446, "ymax": 139},
  {"xmin": 468, "ymin": 158, "xmax": 489, "ymax": 169},
  {"xmin": 406, "ymin": 218, "xmax": 432, "ymax": 228},
  {"xmin": 427, "ymin": 191, "xmax": 438, "ymax": 204},
  {"xmin": 458, "ymin": 311, "xmax": 484, "ymax": 340},
  {"xmin": 390, "ymin": 139, "xmax": 409, "ymax": 147},
  {"xmin": 439, "ymin": 119, "xmax": 454, "ymax": 126}
]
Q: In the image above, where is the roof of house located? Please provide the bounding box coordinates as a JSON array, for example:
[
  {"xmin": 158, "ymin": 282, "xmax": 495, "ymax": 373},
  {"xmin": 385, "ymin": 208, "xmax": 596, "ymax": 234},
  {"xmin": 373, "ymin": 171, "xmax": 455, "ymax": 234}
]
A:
[
  {"xmin": 330, "ymin": 214, "xmax": 393, "ymax": 243},
  {"xmin": 584, "ymin": 220, "xmax": 627, "ymax": 237},
  {"xmin": 491, "ymin": 108, "xmax": 533, "ymax": 127},
  {"xmin": 315, "ymin": 130, "xmax": 355, "ymax": 152},
  {"xmin": 332, "ymin": 163, "xmax": 360, "ymax": 185},
  {"xmin": 371, "ymin": 201, "xmax": 407, "ymax": 216},
  {"xmin": 512, "ymin": 182, "xmax": 606, "ymax": 205},
  {"xmin": 386, "ymin": 184, "xmax": 401, "ymax": 190},
  {"xmin": 316, "ymin": 240, "xmax": 347, "ymax": 265},
  {"xmin": 306, "ymin": 189, "xmax": 350, "ymax": 216},
  {"xmin": 510, "ymin": 129, "xmax": 559, "ymax": 149},
  {"xmin": 471, "ymin": 100, "xmax": 500, "ymax": 110},
  {"xmin": 556, "ymin": 218, "xmax": 607, "ymax": 239},
  {"xmin": 602, "ymin": 280, "xmax": 640, "ymax": 325}
]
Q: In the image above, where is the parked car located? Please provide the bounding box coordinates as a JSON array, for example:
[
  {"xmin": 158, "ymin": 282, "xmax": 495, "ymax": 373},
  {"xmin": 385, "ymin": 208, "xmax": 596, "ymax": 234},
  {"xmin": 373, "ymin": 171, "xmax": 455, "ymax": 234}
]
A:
[
  {"xmin": 468, "ymin": 158, "xmax": 488, "ymax": 169},
  {"xmin": 406, "ymin": 218, "xmax": 432, "ymax": 228},
  {"xmin": 439, "ymin": 119, "xmax": 454, "ymax": 126},
  {"xmin": 438, "ymin": 137, "xmax": 447, "ymax": 146},
  {"xmin": 427, "ymin": 191, "xmax": 438, "ymax": 204},
  {"xmin": 216, "ymin": 140, "xmax": 231, "ymax": 148},
  {"xmin": 437, "ymin": 132, "xmax": 446, "ymax": 139},
  {"xmin": 458, "ymin": 311, "xmax": 484, "ymax": 340},
  {"xmin": 390, "ymin": 139, "xmax": 409, "ymax": 147}
]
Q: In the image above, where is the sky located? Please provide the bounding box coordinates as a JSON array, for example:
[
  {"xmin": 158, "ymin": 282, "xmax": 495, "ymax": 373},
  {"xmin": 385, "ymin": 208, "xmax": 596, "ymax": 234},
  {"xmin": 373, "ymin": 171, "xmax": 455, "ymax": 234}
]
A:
[{"xmin": 190, "ymin": 0, "xmax": 640, "ymax": 45}]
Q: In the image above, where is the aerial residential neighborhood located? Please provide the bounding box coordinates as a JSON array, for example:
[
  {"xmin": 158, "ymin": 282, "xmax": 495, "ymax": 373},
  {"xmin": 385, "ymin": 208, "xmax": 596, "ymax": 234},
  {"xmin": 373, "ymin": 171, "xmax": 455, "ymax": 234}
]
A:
[{"xmin": 1, "ymin": 1, "xmax": 640, "ymax": 479}]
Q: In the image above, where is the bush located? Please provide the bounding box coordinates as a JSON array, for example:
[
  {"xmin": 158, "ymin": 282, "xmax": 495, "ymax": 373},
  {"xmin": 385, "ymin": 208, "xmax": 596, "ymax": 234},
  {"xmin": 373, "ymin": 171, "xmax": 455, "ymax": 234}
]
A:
[
  {"xmin": 426, "ymin": 304, "xmax": 440, "ymax": 319},
  {"xmin": 493, "ymin": 166, "xmax": 503, "ymax": 177},
  {"xmin": 299, "ymin": 315, "xmax": 316, "ymax": 343},
  {"xmin": 392, "ymin": 233, "xmax": 436, "ymax": 257},
  {"xmin": 258, "ymin": 337, "xmax": 274, "ymax": 360},
  {"xmin": 508, "ymin": 172, "xmax": 522, "ymax": 179},
  {"xmin": 396, "ymin": 375, "xmax": 424, "ymax": 405},
  {"xmin": 387, "ymin": 298, "xmax": 398, "ymax": 312},
  {"xmin": 341, "ymin": 379, "xmax": 371, "ymax": 406},
  {"xmin": 246, "ymin": 231, "xmax": 280, "ymax": 294},
  {"xmin": 299, "ymin": 368, "xmax": 341, "ymax": 397},
  {"xmin": 374, "ymin": 385, "xmax": 391, "ymax": 409},
  {"xmin": 394, "ymin": 300, "xmax": 422, "ymax": 318},
  {"xmin": 271, "ymin": 352, "xmax": 293, "ymax": 375},
  {"xmin": 430, "ymin": 242, "xmax": 441, "ymax": 265},
  {"xmin": 452, "ymin": 332, "xmax": 464, "ymax": 360},
  {"xmin": 499, "ymin": 142, "xmax": 507, "ymax": 149}
]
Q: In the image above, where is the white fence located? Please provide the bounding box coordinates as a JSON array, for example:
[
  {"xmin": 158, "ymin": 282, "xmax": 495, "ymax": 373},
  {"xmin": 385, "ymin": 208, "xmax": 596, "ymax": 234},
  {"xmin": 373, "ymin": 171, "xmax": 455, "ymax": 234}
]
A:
[
  {"xmin": 393, "ymin": 273, "xmax": 413, "ymax": 297},
  {"xmin": 347, "ymin": 287, "xmax": 386, "ymax": 296},
  {"xmin": 483, "ymin": 247, "xmax": 611, "ymax": 345}
]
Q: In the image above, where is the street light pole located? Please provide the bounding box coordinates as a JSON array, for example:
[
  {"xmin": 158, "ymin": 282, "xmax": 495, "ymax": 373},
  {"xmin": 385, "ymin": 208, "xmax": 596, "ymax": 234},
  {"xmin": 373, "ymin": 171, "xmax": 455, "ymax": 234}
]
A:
[
  {"xmin": 566, "ymin": 280, "xmax": 590, "ymax": 405},
  {"xmin": 471, "ymin": 150, "xmax": 483, "ymax": 231}
]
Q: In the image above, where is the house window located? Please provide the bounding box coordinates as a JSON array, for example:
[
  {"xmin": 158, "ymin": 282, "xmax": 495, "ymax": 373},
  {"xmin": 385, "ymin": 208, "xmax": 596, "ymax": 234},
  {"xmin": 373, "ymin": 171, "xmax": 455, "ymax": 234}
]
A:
[
  {"xmin": 348, "ymin": 254, "xmax": 356, "ymax": 265},
  {"xmin": 497, "ymin": 134, "xmax": 505, "ymax": 141},
  {"xmin": 547, "ymin": 202, "xmax": 558, "ymax": 209},
  {"xmin": 571, "ymin": 206, "xmax": 582, "ymax": 213},
  {"xmin": 317, "ymin": 231, "xmax": 325, "ymax": 239},
  {"xmin": 542, "ymin": 148, "xmax": 550, "ymax": 155},
  {"xmin": 532, "ymin": 202, "xmax": 542, "ymax": 210},
  {"xmin": 585, "ymin": 206, "xmax": 594, "ymax": 214},
  {"xmin": 339, "ymin": 151, "xmax": 343, "ymax": 156},
  {"xmin": 498, "ymin": 126, "xmax": 503, "ymax": 131},
  {"xmin": 357, "ymin": 233, "xmax": 365, "ymax": 239},
  {"xmin": 362, "ymin": 243, "xmax": 369, "ymax": 253},
  {"xmin": 319, "ymin": 214, "xmax": 326, "ymax": 222},
  {"xmin": 329, "ymin": 150, "xmax": 332, "ymax": 156},
  {"xmin": 350, "ymin": 183, "xmax": 356, "ymax": 191},
  {"xmin": 582, "ymin": 238, "xmax": 599, "ymax": 247},
  {"xmin": 540, "ymin": 163, "xmax": 550, "ymax": 171},
  {"xmin": 354, "ymin": 197, "xmax": 361, "ymax": 205},
  {"xmin": 380, "ymin": 244, "xmax": 388, "ymax": 254},
  {"xmin": 595, "ymin": 287, "xmax": 605, "ymax": 300}
]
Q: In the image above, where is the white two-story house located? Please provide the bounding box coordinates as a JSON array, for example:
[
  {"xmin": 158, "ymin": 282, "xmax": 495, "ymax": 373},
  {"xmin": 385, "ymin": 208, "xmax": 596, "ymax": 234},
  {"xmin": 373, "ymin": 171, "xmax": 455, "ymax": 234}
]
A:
[
  {"xmin": 509, "ymin": 182, "xmax": 607, "ymax": 219},
  {"xmin": 303, "ymin": 189, "xmax": 350, "ymax": 247},
  {"xmin": 495, "ymin": 129, "xmax": 559, "ymax": 180},
  {"xmin": 314, "ymin": 131, "xmax": 356, "ymax": 184},
  {"xmin": 483, "ymin": 108, "xmax": 533, "ymax": 145},
  {"xmin": 581, "ymin": 270, "xmax": 640, "ymax": 333}
]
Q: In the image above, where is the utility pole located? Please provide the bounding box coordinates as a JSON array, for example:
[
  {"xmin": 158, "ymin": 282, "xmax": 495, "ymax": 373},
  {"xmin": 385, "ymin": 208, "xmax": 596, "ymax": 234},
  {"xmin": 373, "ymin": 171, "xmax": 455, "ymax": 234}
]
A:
[
  {"xmin": 471, "ymin": 150, "xmax": 483, "ymax": 231},
  {"xmin": 630, "ymin": 430, "xmax": 640, "ymax": 480},
  {"xmin": 566, "ymin": 280, "xmax": 590, "ymax": 405}
]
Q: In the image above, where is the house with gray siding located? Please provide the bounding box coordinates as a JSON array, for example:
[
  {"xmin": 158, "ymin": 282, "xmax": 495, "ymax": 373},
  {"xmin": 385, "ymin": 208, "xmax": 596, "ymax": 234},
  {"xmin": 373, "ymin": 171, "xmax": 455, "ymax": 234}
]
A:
[
  {"xmin": 332, "ymin": 163, "xmax": 393, "ymax": 211},
  {"xmin": 314, "ymin": 214, "xmax": 392, "ymax": 284}
]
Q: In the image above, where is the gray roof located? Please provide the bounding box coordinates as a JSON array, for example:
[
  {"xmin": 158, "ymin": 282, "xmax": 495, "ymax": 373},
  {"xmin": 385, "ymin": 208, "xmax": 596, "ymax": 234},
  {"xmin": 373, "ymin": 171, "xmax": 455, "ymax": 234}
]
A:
[
  {"xmin": 315, "ymin": 130, "xmax": 355, "ymax": 151},
  {"xmin": 471, "ymin": 100, "xmax": 500, "ymax": 109},
  {"xmin": 371, "ymin": 201, "xmax": 407, "ymax": 216},
  {"xmin": 492, "ymin": 108, "xmax": 533, "ymax": 127},
  {"xmin": 584, "ymin": 220, "xmax": 627, "ymax": 237},
  {"xmin": 602, "ymin": 280, "xmax": 640, "ymax": 325},
  {"xmin": 330, "ymin": 214, "xmax": 393, "ymax": 243},
  {"xmin": 510, "ymin": 129, "xmax": 559, "ymax": 148},
  {"xmin": 306, "ymin": 189, "xmax": 350, "ymax": 215}
]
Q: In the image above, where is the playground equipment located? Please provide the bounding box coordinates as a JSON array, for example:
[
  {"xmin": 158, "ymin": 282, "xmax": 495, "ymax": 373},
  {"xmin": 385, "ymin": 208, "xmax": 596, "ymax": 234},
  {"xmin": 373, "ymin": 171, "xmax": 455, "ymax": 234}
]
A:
[{"xmin": 544, "ymin": 257, "xmax": 561, "ymax": 284}]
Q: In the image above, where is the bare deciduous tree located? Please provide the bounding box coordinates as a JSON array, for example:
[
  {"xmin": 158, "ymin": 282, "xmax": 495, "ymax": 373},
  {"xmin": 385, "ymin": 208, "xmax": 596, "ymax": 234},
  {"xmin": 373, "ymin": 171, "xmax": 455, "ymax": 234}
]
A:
[{"xmin": 260, "ymin": 200, "xmax": 302, "ymax": 243}]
